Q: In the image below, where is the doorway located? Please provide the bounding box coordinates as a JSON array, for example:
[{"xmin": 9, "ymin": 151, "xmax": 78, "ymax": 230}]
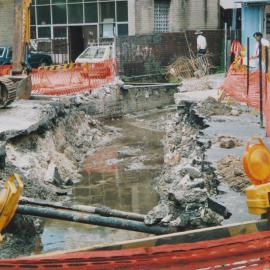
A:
[
  {"xmin": 69, "ymin": 26, "xmax": 84, "ymax": 62},
  {"xmin": 83, "ymin": 25, "xmax": 98, "ymax": 48}
]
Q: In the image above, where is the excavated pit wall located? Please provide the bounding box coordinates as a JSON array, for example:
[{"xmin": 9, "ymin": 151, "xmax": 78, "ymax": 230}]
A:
[
  {"xmin": 145, "ymin": 99, "xmax": 224, "ymax": 229},
  {"xmin": 0, "ymin": 80, "xmax": 178, "ymax": 257}
]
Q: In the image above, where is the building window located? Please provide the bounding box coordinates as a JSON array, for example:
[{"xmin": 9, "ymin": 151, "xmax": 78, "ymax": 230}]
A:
[
  {"xmin": 85, "ymin": 3, "xmax": 98, "ymax": 23},
  {"xmin": 100, "ymin": 2, "xmax": 115, "ymax": 22},
  {"xmin": 154, "ymin": 0, "xmax": 170, "ymax": 33},
  {"xmin": 117, "ymin": 24, "xmax": 128, "ymax": 36},
  {"xmin": 266, "ymin": 14, "xmax": 270, "ymax": 34},
  {"xmin": 37, "ymin": 5, "xmax": 51, "ymax": 25},
  {"xmin": 52, "ymin": 4, "xmax": 67, "ymax": 24},
  {"xmin": 68, "ymin": 3, "xmax": 83, "ymax": 24},
  {"xmin": 30, "ymin": 0, "xmax": 128, "ymax": 62},
  {"xmin": 38, "ymin": 27, "xmax": 51, "ymax": 38},
  {"xmin": 117, "ymin": 1, "xmax": 128, "ymax": 22}
]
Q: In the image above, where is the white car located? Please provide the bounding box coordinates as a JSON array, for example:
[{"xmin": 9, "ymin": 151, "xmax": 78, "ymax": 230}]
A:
[{"xmin": 75, "ymin": 44, "xmax": 115, "ymax": 64}]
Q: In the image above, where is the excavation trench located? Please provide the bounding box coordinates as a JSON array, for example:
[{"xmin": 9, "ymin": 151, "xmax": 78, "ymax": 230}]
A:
[
  {"xmin": 0, "ymin": 106, "xmax": 174, "ymax": 258},
  {"xmin": 0, "ymin": 80, "xmax": 257, "ymax": 258}
]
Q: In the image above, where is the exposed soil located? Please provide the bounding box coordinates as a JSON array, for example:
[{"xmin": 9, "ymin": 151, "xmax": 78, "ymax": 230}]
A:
[
  {"xmin": 216, "ymin": 155, "xmax": 249, "ymax": 193},
  {"xmin": 216, "ymin": 136, "xmax": 242, "ymax": 149},
  {"xmin": 197, "ymin": 97, "xmax": 232, "ymax": 117}
]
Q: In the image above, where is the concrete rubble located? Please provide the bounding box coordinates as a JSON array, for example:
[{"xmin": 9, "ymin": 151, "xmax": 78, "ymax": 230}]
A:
[
  {"xmin": 217, "ymin": 155, "xmax": 249, "ymax": 193},
  {"xmin": 145, "ymin": 74, "xmax": 262, "ymax": 230},
  {"xmin": 145, "ymin": 97, "xmax": 223, "ymax": 228}
]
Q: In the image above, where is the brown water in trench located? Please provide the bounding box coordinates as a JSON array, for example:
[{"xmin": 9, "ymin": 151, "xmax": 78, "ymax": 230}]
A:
[{"xmin": 36, "ymin": 111, "xmax": 167, "ymax": 254}]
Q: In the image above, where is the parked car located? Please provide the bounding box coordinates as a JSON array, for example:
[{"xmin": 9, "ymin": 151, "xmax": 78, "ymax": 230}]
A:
[
  {"xmin": 75, "ymin": 43, "xmax": 115, "ymax": 64},
  {"xmin": 0, "ymin": 46, "xmax": 53, "ymax": 68}
]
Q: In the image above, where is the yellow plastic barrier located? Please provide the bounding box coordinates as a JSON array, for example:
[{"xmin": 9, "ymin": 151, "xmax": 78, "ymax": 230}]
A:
[
  {"xmin": 0, "ymin": 174, "xmax": 23, "ymax": 241},
  {"xmin": 243, "ymin": 137, "xmax": 270, "ymax": 185},
  {"xmin": 246, "ymin": 183, "xmax": 270, "ymax": 215}
]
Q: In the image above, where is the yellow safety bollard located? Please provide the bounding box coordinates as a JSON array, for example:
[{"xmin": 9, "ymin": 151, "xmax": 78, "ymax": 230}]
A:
[
  {"xmin": 246, "ymin": 183, "xmax": 270, "ymax": 215},
  {"xmin": 0, "ymin": 174, "xmax": 23, "ymax": 241}
]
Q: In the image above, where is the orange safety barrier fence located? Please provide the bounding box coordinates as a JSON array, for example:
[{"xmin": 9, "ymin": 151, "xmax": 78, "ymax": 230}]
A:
[
  {"xmin": 1, "ymin": 230, "xmax": 270, "ymax": 269},
  {"xmin": 221, "ymin": 66, "xmax": 270, "ymax": 137},
  {"xmin": 31, "ymin": 60, "xmax": 116, "ymax": 95},
  {"xmin": 0, "ymin": 65, "xmax": 12, "ymax": 76},
  {"xmin": 0, "ymin": 61, "xmax": 116, "ymax": 95}
]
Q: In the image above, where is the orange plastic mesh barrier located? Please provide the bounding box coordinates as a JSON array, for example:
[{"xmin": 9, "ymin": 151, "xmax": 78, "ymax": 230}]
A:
[
  {"xmin": 31, "ymin": 60, "xmax": 116, "ymax": 95},
  {"xmin": 221, "ymin": 67, "xmax": 268, "ymax": 109},
  {"xmin": 221, "ymin": 67, "xmax": 270, "ymax": 137},
  {"xmin": 0, "ymin": 61, "xmax": 115, "ymax": 95},
  {"xmin": 0, "ymin": 65, "xmax": 12, "ymax": 76},
  {"xmin": 1, "ymin": 231, "xmax": 270, "ymax": 269}
]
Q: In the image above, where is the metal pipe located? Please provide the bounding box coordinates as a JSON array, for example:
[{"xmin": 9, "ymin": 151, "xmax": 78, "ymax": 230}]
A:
[
  {"xmin": 247, "ymin": 37, "xmax": 250, "ymax": 95},
  {"xmin": 259, "ymin": 41, "xmax": 264, "ymax": 128},
  {"xmin": 20, "ymin": 197, "xmax": 145, "ymax": 222},
  {"xmin": 16, "ymin": 205, "xmax": 176, "ymax": 235},
  {"xmin": 224, "ymin": 23, "xmax": 228, "ymax": 74}
]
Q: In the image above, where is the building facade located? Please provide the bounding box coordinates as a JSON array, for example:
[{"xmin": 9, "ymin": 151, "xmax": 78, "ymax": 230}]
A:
[{"xmin": 0, "ymin": 0, "xmax": 220, "ymax": 62}]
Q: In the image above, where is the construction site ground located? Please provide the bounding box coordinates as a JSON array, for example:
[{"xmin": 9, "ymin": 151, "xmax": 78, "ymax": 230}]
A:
[{"xmin": 0, "ymin": 74, "xmax": 264, "ymax": 257}]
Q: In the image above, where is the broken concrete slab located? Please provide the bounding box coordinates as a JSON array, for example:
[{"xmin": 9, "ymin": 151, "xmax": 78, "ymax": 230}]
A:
[
  {"xmin": 0, "ymin": 100, "xmax": 58, "ymax": 141},
  {"xmin": 45, "ymin": 163, "xmax": 65, "ymax": 188}
]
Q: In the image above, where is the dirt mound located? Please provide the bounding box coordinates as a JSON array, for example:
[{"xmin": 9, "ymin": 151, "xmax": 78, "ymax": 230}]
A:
[
  {"xmin": 217, "ymin": 136, "xmax": 242, "ymax": 149},
  {"xmin": 198, "ymin": 97, "xmax": 232, "ymax": 117},
  {"xmin": 216, "ymin": 155, "xmax": 250, "ymax": 193}
]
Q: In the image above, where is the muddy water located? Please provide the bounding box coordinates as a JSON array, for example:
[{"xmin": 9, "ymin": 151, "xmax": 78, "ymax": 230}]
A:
[{"xmin": 37, "ymin": 110, "xmax": 168, "ymax": 254}]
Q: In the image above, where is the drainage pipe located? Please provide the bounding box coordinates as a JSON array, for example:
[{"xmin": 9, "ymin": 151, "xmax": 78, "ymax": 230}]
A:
[
  {"xmin": 20, "ymin": 197, "xmax": 145, "ymax": 222},
  {"xmin": 16, "ymin": 205, "xmax": 176, "ymax": 235}
]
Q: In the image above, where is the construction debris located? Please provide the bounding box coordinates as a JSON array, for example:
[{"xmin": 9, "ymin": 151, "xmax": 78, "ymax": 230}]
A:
[
  {"xmin": 217, "ymin": 136, "xmax": 242, "ymax": 149},
  {"xmin": 145, "ymin": 100, "xmax": 224, "ymax": 229},
  {"xmin": 167, "ymin": 55, "xmax": 213, "ymax": 81},
  {"xmin": 197, "ymin": 97, "xmax": 232, "ymax": 116},
  {"xmin": 216, "ymin": 155, "xmax": 249, "ymax": 193}
]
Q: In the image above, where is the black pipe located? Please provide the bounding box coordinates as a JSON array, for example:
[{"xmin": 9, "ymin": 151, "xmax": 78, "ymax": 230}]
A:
[
  {"xmin": 247, "ymin": 37, "xmax": 250, "ymax": 96},
  {"xmin": 259, "ymin": 41, "xmax": 264, "ymax": 128},
  {"xmin": 16, "ymin": 205, "xmax": 176, "ymax": 235},
  {"xmin": 20, "ymin": 197, "xmax": 145, "ymax": 222}
]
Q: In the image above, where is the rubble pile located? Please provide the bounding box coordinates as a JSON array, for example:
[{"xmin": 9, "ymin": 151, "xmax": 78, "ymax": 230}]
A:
[
  {"xmin": 217, "ymin": 155, "xmax": 249, "ymax": 193},
  {"xmin": 145, "ymin": 100, "xmax": 223, "ymax": 229},
  {"xmin": 217, "ymin": 136, "xmax": 242, "ymax": 149},
  {"xmin": 197, "ymin": 97, "xmax": 232, "ymax": 117},
  {"xmin": 4, "ymin": 111, "xmax": 120, "ymax": 199}
]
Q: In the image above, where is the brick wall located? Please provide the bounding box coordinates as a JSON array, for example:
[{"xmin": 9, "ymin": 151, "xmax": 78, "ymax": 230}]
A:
[
  {"xmin": 116, "ymin": 30, "xmax": 224, "ymax": 76},
  {"xmin": 0, "ymin": 0, "xmax": 14, "ymax": 46}
]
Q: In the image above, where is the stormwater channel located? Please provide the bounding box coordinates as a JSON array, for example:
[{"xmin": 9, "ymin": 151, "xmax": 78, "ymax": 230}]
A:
[{"xmin": 37, "ymin": 109, "xmax": 168, "ymax": 254}]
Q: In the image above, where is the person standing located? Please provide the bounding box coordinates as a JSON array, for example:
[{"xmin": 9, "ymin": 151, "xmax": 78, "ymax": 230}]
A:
[
  {"xmin": 252, "ymin": 32, "xmax": 270, "ymax": 58},
  {"xmin": 195, "ymin": 30, "xmax": 207, "ymax": 56},
  {"xmin": 251, "ymin": 32, "xmax": 270, "ymax": 70}
]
